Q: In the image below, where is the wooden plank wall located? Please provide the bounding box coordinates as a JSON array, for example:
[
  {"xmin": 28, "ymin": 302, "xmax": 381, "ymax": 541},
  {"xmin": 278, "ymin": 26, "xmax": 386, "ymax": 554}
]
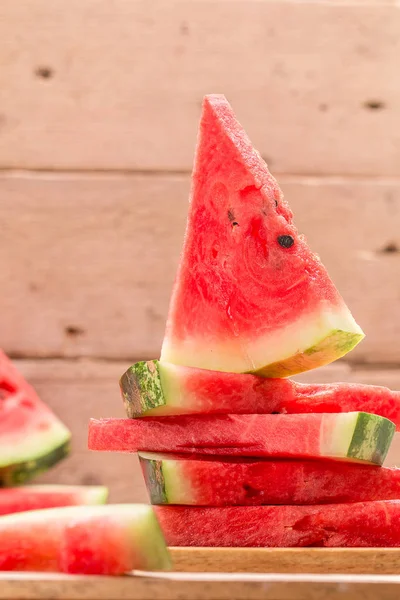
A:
[{"xmin": 0, "ymin": 0, "xmax": 399, "ymax": 501}]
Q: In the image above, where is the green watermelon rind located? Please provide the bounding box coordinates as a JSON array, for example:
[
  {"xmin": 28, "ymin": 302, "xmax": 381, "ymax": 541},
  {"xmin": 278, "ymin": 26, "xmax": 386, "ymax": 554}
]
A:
[
  {"xmin": 0, "ymin": 350, "xmax": 72, "ymax": 486},
  {"xmin": 320, "ymin": 412, "xmax": 395, "ymax": 465},
  {"xmin": 139, "ymin": 452, "xmax": 168, "ymax": 504},
  {"xmin": 120, "ymin": 361, "xmax": 165, "ymax": 418},
  {"xmin": 128, "ymin": 504, "xmax": 173, "ymax": 571},
  {"xmin": 140, "ymin": 453, "xmax": 194, "ymax": 506},
  {"xmin": 347, "ymin": 412, "xmax": 395, "ymax": 465},
  {"xmin": 252, "ymin": 329, "xmax": 364, "ymax": 378},
  {"xmin": 161, "ymin": 316, "xmax": 364, "ymax": 378},
  {"xmin": 0, "ymin": 437, "xmax": 71, "ymax": 486},
  {"xmin": 121, "ymin": 360, "xmax": 195, "ymax": 418}
]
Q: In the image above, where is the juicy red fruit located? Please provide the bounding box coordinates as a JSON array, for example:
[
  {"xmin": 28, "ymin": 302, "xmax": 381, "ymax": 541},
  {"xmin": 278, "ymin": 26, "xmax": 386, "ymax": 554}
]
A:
[
  {"xmin": 88, "ymin": 412, "xmax": 394, "ymax": 466},
  {"xmin": 155, "ymin": 502, "xmax": 400, "ymax": 547},
  {"xmin": 140, "ymin": 455, "xmax": 400, "ymax": 506},
  {"xmin": 0, "ymin": 505, "xmax": 171, "ymax": 574},
  {"xmin": 160, "ymin": 95, "xmax": 363, "ymax": 375},
  {"xmin": 182, "ymin": 366, "xmax": 400, "ymax": 426},
  {"xmin": 62, "ymin": 520, "xmax": 133, "ymax": 575},
  {"xmin": 0, "ymin": 486, "xmax": 107, "ymax": 516}
]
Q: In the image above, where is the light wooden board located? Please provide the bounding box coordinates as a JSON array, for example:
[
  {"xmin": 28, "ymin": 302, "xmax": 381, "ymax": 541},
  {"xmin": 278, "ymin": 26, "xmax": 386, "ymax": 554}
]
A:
[
  {"xmin": 1, "ymin": 173, "xmax": 399, "ymax": 363},
  {"xmin": 0, "ymin": 1, "xmax": 399, "ymax": 174},
  {"xmin": 171, "ymin": 547, "xmax": 400, "ymax": 574},
  {"xmin": 4, "ymin": 548, "xmax": 400, "ymax": 598},
  {"xmin": 2, "ymin": 571, "xmax": 400, "ymax": 600},
  {"xmin": 11, "ymin": 359, "xmax": 400, "ymax": 500}
]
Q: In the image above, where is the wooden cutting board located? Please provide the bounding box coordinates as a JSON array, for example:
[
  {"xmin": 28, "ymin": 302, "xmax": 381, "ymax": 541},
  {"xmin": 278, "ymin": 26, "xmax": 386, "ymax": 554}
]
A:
[{"xmin": 2, "ymin": 548, "xmax": 400, "ymax": 600}]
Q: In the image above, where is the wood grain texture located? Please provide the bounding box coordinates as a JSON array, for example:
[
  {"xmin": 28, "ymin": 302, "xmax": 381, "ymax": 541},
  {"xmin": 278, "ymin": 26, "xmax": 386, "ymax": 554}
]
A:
[
  {"xmin": 1, "ymin": 172, "xmax": 399, "ymax": 363},
  {"xmin": 0, "ymin": 1, "xmax": 399, "ymax": 174},
  {"xmin": 12, "ymin": 359, "xmax": 400, "ymax": 501},
  {"xmin": 171, "ymin": 547, "xmax": 400, "ymax": 574},
  {"xmin": 2, "ymin": 571, "xmax": 400, "ymax": 600}
]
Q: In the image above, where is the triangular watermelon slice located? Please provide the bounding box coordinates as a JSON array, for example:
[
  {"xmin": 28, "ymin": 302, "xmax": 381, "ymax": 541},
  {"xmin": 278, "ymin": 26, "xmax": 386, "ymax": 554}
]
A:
[
  {"xmin": 161, "ymin": 95, "xmax": 364, "ymax": 376},
  {"xmin": 0, "ymin": 350, "xmax": 70, "ymax": 485}
]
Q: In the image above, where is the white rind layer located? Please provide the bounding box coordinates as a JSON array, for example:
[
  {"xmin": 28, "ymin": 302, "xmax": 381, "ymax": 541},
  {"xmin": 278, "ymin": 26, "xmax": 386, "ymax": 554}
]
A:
[{"xmin": 161, "ymin": 302, "xmax": 364, "ymax": 375}]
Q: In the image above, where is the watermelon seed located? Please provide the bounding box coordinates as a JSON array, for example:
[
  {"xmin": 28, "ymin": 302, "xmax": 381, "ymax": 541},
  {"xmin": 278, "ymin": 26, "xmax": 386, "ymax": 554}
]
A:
[
  {"xmin": 232, "ymin": 222, "xmax": 239, "ymax": 227},
  {"xmin": 243, "ymin": 483, "xmax": 258, "ymax": 498},
  {"xmin": 275, "ymin": 199, "xmax": 278, "ymax": 207},
  {"xmin": 227, "ymin": 210, "xmax": 235, "ymax": 222},
  {"xmin": 278, "ymin": 235, "xmax": 294, "ymax": 248}
]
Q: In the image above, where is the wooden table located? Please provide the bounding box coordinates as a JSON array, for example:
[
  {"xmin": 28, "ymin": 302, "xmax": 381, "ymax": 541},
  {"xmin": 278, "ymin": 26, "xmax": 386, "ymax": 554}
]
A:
[{"xmin": 3, "ymin": 548, "xmax": 400, "ymax": 600}]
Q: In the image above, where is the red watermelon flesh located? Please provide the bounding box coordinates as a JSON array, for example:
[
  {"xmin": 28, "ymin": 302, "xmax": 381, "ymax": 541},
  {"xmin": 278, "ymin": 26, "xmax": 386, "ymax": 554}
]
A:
[
  {"xmin": 0, "ymin": 505, "xmax": 171, "ymax": 574},
  {"xmin": 140, "ymin": 454, "xmax": 400, "ymax": 506},
  {"xmin": 0, "ymin": 485, "xmax": 108, "ymax": 516},
  {"xmin": 0, "ymin": 350, "xmax": 70, "ymax": 485},
  {"xmin": 155, "ymin": 501, "xmax": 400, "ymax": 547},
  {"xmin": 121, "ymin": 360, "xmax": 400, "ymax": 427},
  {"xmin": 160, "ymin": 95, "xmax": 363, "ymax": 377},
  {"xmin": 88, "ymin": 412, "xmax": 394, "ymax": 465}
]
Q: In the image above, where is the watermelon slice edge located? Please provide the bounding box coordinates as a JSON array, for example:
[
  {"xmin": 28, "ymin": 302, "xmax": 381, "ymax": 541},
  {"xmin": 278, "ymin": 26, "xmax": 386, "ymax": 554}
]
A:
[
  {"xmin": 140, "ymin": 454, "xmax": 400, "ymax": 506},
  {"xmin": 0, "ymin": 504, "xmax": 171, "ymax": 574},
  {"xmin": 120, "ymin": 360, "xmax": 400, "ymax": 428},
  {"xmin": 88, "ymin": 412, "xmax": 395, "ymax": 466},
  {"xmin": 0, "ymin": 350, "xmax": 71, "ymax": 485},
  {"xmin": 0, "ymin": 485, "xmax": 108, "ymax": 516}
]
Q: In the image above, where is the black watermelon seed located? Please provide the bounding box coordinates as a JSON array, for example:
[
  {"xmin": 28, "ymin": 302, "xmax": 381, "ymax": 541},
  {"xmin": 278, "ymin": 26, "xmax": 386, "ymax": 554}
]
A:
[
  {"xmin": 274, "ymin": 199, "xmax": 278, "ymax": 207},
  {"xmin": 232, "ymin": 221, "xmax": 239, "ymax": 227},
  {"xmin": 278, "ymin": 235, "xmax": 294, "ymax": 248}
]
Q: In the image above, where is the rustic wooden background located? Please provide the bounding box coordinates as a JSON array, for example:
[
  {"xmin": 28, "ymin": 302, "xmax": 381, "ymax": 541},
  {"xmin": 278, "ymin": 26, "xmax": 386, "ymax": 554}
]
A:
[{"xmin": 0, "ymin": 0, "xmax": 399, "ymax": 502}]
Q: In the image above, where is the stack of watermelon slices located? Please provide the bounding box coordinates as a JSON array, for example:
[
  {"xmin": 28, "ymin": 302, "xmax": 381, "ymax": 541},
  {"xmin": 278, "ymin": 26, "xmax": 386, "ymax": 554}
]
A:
[{"xmin": 89, "ymin": 95, "xmax": 400, "ymax": 547}]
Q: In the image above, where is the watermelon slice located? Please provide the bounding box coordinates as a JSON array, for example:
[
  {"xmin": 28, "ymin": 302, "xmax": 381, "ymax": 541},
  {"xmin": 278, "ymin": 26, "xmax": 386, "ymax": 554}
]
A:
[
  {"xmin": 160, "ymin": 95, "xmax": 364, "ymax": 377},
  {"xmin": 0, "ymin": 504, "xmax": 171, "ymax": 574},
  {"xmin": 0, "ymin": 350, "xmax": 71, "ymax": 484},
  {"xmin": 121, "ymin": 360, "xmax": 400, "ymax": 426},
  {"xmin": 88, "ymin": 412, "xmax": 394, "ymax": 465},
  {"xmin": 155, "ymin": 502, "xmax": 400, "ymax": 547},
  {"xmin": 0, "ymin": 485, "xmax": 108, "ymax": 516},
  {"xmin": 140, "ymin": 453, "xmax": 400, "ymax": 506}
]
